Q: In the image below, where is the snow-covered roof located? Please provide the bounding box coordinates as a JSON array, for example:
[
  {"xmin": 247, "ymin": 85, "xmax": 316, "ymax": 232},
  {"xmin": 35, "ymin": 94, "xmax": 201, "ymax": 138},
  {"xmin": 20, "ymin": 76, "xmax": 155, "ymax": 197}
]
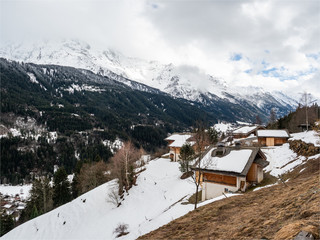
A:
[
  {"xmin": 233, "ymin": 126, "xmax": 257, "ymax": 134},
  {"xmin": 201, "ymin": 148, "xmax": 253, "ymax": 174},
  {"xmin": 257, "ymin": 130, "xmax": 290, "ymax": 138},
  {"xmin": 170, "ymin": 141, "xmax": 195, "ymax": 148},
  {"xmin": 213, "ymin": 123, "xmax": 234, "ymax": 133},
  {"xmin": 165, "ymin": 134, "xmax": 193, "ymax": 148},
  {"xmin": 165, "ymin": 133, "xmax": 192, "ymax": 141}
]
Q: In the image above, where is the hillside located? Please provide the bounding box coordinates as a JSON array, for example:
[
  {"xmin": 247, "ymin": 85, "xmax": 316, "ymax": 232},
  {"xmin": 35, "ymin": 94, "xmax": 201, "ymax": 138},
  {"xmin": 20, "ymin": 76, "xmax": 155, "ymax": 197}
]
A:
[
  {"xmin": 0, "ymin": 57, "xmax": 214, "ymax": 183},
  {"xmin": 275, "ymin": 105, "xmax": 320, "ymax": 133},
  {"xmin": 139, "ymin": 155, "xmax": 320, "ymax": 240},
  {"xmin": 2, "ymin": 131, "xmax": 319, "ymax": 239},
  {"xmin": 0, "ymin": 58, "xmax": 211, "ymax": 131},
  {"xmin": 1, "ymin": 158, "xmax": 233, "ymax": 240}
]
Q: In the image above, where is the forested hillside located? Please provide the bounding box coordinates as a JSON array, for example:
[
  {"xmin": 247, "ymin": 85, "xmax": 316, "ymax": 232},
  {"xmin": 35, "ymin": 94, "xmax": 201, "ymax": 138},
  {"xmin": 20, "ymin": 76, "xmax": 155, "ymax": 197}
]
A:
[
  {"xmin": 0, "ymin": 58, "xmax": 214, "ymax": 185},
  {"xmin": 269, "ymin": 104, "xmax": 320, "ymax": 132}
]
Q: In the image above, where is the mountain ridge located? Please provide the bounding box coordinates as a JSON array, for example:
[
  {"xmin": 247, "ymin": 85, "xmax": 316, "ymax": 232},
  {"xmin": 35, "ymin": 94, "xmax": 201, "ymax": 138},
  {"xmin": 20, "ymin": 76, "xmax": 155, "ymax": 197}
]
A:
[{"xmin": 0, "ymin": 39, "xmax": 297, "ymax": 122}]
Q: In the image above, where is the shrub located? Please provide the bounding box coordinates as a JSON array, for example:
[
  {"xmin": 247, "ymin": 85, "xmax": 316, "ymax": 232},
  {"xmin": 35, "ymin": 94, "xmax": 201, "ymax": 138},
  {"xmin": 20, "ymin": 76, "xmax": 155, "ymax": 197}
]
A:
[{"xmin": 113, "ymin": 223, "xmax": 129, "ymax": 238}]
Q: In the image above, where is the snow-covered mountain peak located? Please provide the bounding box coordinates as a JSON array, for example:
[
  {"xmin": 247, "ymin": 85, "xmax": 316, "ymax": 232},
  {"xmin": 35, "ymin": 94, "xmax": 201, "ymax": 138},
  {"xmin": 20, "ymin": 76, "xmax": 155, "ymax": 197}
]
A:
[{"xmin": 0, "ymin": 39, "xmax": 298, "ymax": 120}]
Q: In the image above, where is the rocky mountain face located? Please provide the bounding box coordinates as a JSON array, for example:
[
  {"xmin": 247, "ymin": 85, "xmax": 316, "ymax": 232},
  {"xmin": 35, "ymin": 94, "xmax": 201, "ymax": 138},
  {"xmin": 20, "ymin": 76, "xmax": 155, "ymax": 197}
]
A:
[{"xmin": 0, "ymin": 39, "xmax": 297, "ymax": 123}]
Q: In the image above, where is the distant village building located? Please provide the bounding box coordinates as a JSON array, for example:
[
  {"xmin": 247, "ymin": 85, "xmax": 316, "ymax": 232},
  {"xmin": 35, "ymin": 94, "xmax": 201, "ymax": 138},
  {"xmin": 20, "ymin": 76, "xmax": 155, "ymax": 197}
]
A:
[
  {"xmin": 164, "ymin": 133, "xmax": 195, "ymax": 161},
  {"xmin": 297, "ymin": 123, "xmax": 312, "ymax": 132},
  {"xmin": 256, "ymin": 129, "xmax": 290, "ymax": 146},
  {"xmin": 232, "ymin": 125, "xmax": 264, "ymax": 139},
  {"xmin": 193, "ymin": 145, "xmax": 269, "ymax": 200}
]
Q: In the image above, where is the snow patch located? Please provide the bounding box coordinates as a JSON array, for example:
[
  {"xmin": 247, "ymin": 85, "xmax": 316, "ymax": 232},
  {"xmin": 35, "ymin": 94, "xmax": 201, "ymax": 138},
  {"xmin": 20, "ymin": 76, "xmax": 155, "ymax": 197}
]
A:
[
  {"xmin": 290, "ymin": 131, "xmax": 320, "ymax": 147},
  {"xmin": 64, "ymin": 83, "xmax": 105, "ymax": 94},
  {"xmin": 27, "ymin": 72, "xmax": 38, "ymax": 84},
  {"xmin": 262, "ymin": 144, "xmax": 306, "ymax": 176},
  {"xmin": 27, "ymin": 72, "xmax": 47, "ymax": 90},
  {"xmin": 103, "ymin": 138, "xmax": 123, "ymax": 153}
]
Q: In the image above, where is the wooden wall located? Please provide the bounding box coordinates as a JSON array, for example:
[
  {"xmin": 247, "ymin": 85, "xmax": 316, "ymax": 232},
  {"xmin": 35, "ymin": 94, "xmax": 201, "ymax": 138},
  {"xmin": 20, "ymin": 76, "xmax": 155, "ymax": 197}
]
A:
[
  {"xmin": 246, "ymin": 163, "xmax": 257, "ymax": 182},
  {"xmin": 258, "ymin": 137, "xmax": 288, "ymax": 146},
  {"xmin": 203, "ymin": 172, "xmax": 237, "ymax": 187},
  {"xmin": 274, "ymin": 138, "xmax": 287, "ymax": 146}
]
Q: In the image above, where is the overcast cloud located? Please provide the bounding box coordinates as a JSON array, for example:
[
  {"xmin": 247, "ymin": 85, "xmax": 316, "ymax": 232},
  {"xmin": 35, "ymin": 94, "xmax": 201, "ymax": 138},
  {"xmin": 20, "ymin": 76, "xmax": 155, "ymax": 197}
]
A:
[{"xmin": 0, "ymin": 0, "xmax": 319, "ymax": 98}]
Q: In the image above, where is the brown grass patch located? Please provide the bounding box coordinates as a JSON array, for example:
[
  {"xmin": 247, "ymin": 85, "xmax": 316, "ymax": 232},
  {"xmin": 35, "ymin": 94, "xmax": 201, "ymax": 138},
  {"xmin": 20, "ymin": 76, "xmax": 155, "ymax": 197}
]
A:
[{"xmin": 139, "ymin": 157, "xmax": 320, "ymax": 240}]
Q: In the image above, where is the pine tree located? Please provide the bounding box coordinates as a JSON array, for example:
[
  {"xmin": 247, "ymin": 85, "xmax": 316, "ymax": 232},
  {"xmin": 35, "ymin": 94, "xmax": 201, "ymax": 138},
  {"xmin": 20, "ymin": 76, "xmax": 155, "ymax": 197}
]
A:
[
  {"xmin": 53, "ymin": 167, "xmax": 72, "ymax": 207},
  {"xmin": 208, "ymin": 127, "xmax": 219, "ymax": 144},
  {"xmin": 71, "ymin": 174, "xmax": 79, "ymax": 198},
  {"xmin": 179, "ymin": 143, "xmax": 195, "ymax": 172},
  {"xmin": 30, "ymin": 204, "xmax": 39, "ymax": 219},
  {"xmin": 42, "ymin": 177, "xmax": 53, "ymax": 213},
  {"xmin": 21, "ymin": 177, "xmax": 53, "ymax": 223},
  {"xmin": 0, "ymin": 214, "xmax": 15, "ymax": 236}
]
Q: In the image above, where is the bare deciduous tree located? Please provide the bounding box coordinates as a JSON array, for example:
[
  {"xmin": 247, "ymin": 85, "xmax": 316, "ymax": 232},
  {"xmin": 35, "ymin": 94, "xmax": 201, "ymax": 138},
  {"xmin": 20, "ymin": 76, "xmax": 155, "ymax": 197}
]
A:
[
  {"xmin": 110, "ymin": 141, "xmax": 141, "ymax": 195},
  {"xmin": 191, "ymin": 122, "xmax": 210, "ymax": 210},
  {"xmin": 269, "ymin": 108, "xmax": 277, "ymax": 125},
  {"xmin": 255, "ymin": 115, "xmax": 262, "ymax": 125},
  {"xmin": 77, "ymin": 161, "xmax": 109, "ymax": 195},
  {"xmin": 300, "ymin": 92, "xmax": 317, "ymax": 131},
  {"xmin": 107, "ymin": 186, "xmax": 121, "ymax": 207}
]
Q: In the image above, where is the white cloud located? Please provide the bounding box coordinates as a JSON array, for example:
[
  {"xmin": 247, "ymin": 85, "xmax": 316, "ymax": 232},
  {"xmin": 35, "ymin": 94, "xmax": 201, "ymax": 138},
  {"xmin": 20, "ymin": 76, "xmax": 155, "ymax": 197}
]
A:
[{"xmin": 0, "ymin": 0, "xmax": 319, "ymax": 99}]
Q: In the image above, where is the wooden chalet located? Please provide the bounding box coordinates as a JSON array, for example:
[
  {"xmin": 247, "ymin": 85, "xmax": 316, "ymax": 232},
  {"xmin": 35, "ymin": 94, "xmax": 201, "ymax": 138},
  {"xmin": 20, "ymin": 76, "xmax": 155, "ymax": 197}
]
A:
[
  {"xmin": 193, "ymin": 145, "xmax": 269, "ymax": 200},
  {"xmin": 256, "ymin": 129, "xmax": 290, "ymax": 146},
  {"xmin": 164, "ymin": 133, "xmax": 195, "ymax": 161},
  {"xmin": 232, "ymin": 125, "xmax": 265, "ymax": 139},
  {"xmin": 298, "ymin": 123, "xmax": 312, "ymax": 132}
]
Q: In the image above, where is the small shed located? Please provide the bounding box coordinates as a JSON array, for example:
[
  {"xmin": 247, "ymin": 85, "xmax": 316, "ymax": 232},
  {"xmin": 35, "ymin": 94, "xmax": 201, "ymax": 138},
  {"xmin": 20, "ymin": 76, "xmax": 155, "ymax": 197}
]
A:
[
  {"xmin": 256, "ymin": 129, "xmax": 290, "ymax": 146},
  {"xmin": 193, "ymin": 146, "xmax": 269, "ymax": 200}
]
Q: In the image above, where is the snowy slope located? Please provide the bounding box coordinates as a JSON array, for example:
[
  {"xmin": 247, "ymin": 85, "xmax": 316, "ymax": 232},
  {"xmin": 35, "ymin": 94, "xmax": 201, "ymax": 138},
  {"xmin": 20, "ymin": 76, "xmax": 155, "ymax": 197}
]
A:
[
  {"xmin": 2, "ymin": 158, "xmax": 237, "ymax": 240},
  {"xmin": 262, "ymin": 144, "xmax": 306, "ymax": 177},
  {"xmin": 0, "ymin": 39, "xmax": 297, "ymax": 117},
  {"xmin": 3, "ymin": 131, "xmax": 319, "ymax": 239}
]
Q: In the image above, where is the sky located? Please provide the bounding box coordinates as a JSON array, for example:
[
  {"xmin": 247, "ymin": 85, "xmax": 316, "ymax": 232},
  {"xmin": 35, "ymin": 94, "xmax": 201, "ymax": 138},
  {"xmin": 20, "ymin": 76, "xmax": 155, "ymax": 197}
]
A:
[{"xmin": 0, "ymin": 0, "xmax": 319, "ymax": 99}]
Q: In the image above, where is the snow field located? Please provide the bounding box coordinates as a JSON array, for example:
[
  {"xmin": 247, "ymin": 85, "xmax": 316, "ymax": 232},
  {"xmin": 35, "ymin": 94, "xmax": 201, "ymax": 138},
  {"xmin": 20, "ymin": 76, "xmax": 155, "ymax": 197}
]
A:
[
  {"xmin": 1, "ymin": 159, "xmax": 193, "ymax": 239},
  {"xmin": 0, "ymin": 185, "xmax": 32, "ymax": 200},
  {"xmin": 3, "ymin": 158, "xmax": 240, "ymax": 240},
  {"xmin": 3, "ymin": 131, "xmax": 319, "ymax": 239}
]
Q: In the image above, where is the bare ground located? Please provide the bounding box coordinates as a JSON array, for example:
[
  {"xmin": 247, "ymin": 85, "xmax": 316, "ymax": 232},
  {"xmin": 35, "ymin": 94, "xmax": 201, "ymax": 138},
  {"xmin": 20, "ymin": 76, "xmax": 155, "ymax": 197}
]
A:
[{"xmin": 139, "ymin": 157, "xmax": 320, "ymax": 240}]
